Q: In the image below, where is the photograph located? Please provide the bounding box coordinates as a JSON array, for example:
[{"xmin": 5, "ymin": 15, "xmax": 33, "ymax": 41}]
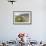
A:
[{"xmin": 13, "ymin": 11, "xmax": 32, "ymax": 25}]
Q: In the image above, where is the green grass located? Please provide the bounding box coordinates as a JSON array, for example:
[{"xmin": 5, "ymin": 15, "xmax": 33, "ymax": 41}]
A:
[{"xmin": 15, "ymin": 16, "xmax": 25, "ymax": 22}]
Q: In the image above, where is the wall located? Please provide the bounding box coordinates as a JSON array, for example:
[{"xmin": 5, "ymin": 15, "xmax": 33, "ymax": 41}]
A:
[{"xmin": 0, "ymin": 0, "xmax": 46, "ymax": 41}]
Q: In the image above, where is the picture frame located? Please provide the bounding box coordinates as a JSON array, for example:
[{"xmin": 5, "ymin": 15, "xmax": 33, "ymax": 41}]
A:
[{"xmin": 13, "ymin": 11, "xmax": 32, "ymax": 25}]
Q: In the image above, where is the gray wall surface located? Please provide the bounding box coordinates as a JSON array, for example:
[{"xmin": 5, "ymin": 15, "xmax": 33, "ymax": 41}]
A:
[{"xmin": 0, "ymin": 0, "xmax": 46, "ymax": 42}]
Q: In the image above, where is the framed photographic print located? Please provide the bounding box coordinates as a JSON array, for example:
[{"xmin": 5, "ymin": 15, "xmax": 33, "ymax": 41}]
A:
[{"xmin": 13, "ymin": 11, "xmax": 32, "ymax": 25}]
